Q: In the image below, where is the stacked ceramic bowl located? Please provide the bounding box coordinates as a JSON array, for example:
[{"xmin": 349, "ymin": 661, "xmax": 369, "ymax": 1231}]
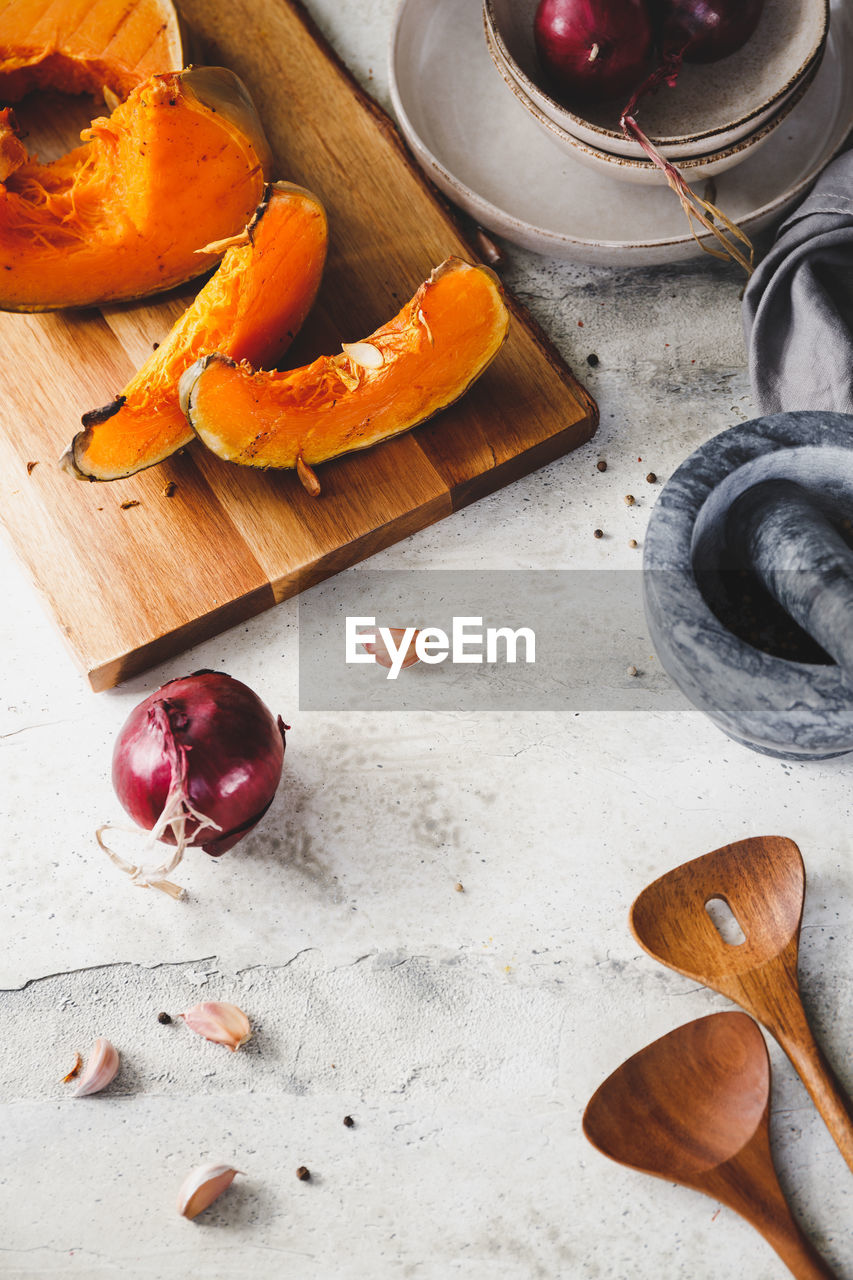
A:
[{"xmin": 483, "ymin": 0, "xmax": 829, "ymax": 185}]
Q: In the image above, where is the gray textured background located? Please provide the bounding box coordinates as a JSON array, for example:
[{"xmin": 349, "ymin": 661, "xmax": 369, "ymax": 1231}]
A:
[{"xmin": 1, "ymin": 1, "xmax": 851, "ymax": 1275}]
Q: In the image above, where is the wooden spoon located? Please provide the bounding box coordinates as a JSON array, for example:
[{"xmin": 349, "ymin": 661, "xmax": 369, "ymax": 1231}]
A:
[
  {"xmin": 629, "ymin": 836, "xmax": 853, "ymax": 1173},
  {"xmin": 583, "ymin": 1012, "xmax": 836, "ymax": 1279}
]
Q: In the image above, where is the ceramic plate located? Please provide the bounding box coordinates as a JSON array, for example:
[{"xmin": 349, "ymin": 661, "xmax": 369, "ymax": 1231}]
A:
[
  {"xmin": 388, "ymin": 0, "xmax": 853, "ymax": 265},
  {"xmin": 484, "ymin": 0, "xmax": 828, "ymax": 158}
]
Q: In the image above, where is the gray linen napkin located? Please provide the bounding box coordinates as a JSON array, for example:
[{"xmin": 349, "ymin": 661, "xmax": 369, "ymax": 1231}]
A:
[{"xmin": 742, "ymin": 146, "xmax": 853, "ymax": 415}]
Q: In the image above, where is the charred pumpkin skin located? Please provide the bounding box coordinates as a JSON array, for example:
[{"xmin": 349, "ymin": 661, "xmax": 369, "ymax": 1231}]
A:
[
  {"xmin": 0, "ymin": 67, "xmax": 271, "ymax": 312},
  {"xmin": 62, "ymin": 182, "xmax": 329, "ymax": 482},
  {"xmin": 181, "ymin": 258, "xmax": 510, "ymax": 482},
  {"xmin": 0, "ymin": 0, "xmax": 184, "ymax": 102}
]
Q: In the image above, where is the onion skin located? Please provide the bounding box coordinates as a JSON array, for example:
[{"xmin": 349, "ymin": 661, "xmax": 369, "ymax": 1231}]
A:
[
  {"xmin": 534, "ymin": 0, "xmax": 654, "ymax": 105},
  {"xmin": 655, "ymin": 0, "xmax": 765, "ymax": 64},
  {"xmin": 112, "ymin": 670, "xmax": 286, "ymax": 857}
]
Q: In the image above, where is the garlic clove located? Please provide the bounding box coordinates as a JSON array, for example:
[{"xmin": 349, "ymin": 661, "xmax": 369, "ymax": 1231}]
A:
[
  {"xmin": 177, "ymin": 1163, "xmax": 240, "ymax": 1220},
  {"xmin": 362, "ymin": 627, "xmax": 421, "ymax": 671},
  {"xmin": 342, "ymin": 340, "xmax": 384, "ymax": 370},
  {"xmin": 181, "ymin": 1001, "xmax": 251, "ymax": 1052},
  {"xmin": 73, "ymin": 1037, "xmax": 120, "ymax": 1097}
]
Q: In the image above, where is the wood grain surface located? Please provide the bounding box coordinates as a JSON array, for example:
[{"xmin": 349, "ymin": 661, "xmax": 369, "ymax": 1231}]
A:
[
  {"xmin": 584, "ymin": 1012, "xmax": 836, "ymax": 1280},
  {"xmin": 630, "ymin": 835, "xmax": 853, "ymax": 1177},
  {"xmin": 0, "ymin": 0, "xmax": 597, "ymax": 690}
]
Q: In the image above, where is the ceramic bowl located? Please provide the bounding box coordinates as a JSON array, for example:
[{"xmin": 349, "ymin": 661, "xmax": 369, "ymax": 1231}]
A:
[
  {"xmin": 388, "ymin": 0, "xmax": 853, "ymax": 265},
  {"xmin": 484, "ymin": 24, "xmax": 821, "ymax": 186},
  {"xmin": 483, "ymin": 0, "xmax": 829, "ymax": 161}
]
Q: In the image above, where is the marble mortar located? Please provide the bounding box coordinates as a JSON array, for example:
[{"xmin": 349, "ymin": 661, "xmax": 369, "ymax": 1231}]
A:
[{"xmin": 643, "ymin": 410, "xmax": 853, "ymax": 759}]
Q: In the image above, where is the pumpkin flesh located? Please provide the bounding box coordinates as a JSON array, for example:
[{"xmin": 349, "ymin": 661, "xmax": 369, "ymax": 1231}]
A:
[
  {"xmin": 0, "ymin": 0, "xmax": 183, "ymax": 100},
  {"xmin": 181, "ymin": 257, "xmax": 510, "ymax": 477},
  {"xmin": 0, "ymin": 67, "xmax": 271, "ymax": 311},
  {"xmin": 64, "ymin": 182, "xmax": 329, "ymax": 481}
]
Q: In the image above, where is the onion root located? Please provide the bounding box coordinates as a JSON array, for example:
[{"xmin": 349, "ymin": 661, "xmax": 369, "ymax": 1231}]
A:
[
  {"xmin": 620, "ymin": 109, "xmax": 754, "ymax": 275},
  {"xmin": 98, "ymin": 699, "xmax": 224, "ymax": 898}
]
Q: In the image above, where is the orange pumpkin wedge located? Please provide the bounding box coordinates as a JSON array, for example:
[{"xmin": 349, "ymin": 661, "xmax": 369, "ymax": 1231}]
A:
[
  {"xmin": 180, "ymin": 257, "xmax": 510, "ymax": 493},
  {"xmin": 63, "ymin": 182, "xmax": 328, "ymax": 481},
  {"xmin": 0, "ymin": 109, "xmax": 26, "ymax": 181},
  {"xmin": 0, "ymin": 67, "xmax": 271, "ymax": 311},
  {"xmin": 0, "ymin": 0, "xmax": 183, "ymax": 102}
]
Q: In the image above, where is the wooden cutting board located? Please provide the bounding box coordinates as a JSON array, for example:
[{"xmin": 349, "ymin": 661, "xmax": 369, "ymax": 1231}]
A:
[{"xmin": 0, "ymin": 0, "xmax": 597, "ymax": 691}]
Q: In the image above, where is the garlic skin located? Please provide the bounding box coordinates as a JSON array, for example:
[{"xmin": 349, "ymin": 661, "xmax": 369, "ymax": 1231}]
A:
[
  {"xmin": 61, "ymin": 1052, "xmax": 83, "ymax": 1083},
  {"xmin": 177, "ymin": 1163, "xmax": 239, "ymax": 1220},
  {"xmin": 181, "ymin": 1001, "xmax": 251, "ymax": 1051},
  {"xmin": 73, "ymin": 1038, "xmax": 120, "ymax": 1097}
]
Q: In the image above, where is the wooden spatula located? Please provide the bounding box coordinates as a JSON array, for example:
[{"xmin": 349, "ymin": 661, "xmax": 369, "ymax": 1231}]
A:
[
  {"xmin": 630, "ymin": 835, "xmax": 853, "ymax": 1173},
  {"xmin": 583, "ymin": 1012, "xmax": 836, "ymax": 1279}
]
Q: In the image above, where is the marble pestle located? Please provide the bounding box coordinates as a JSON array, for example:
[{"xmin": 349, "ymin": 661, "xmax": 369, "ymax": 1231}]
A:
[
  {"xmin": 644, "ymin": 412, "xmax": 853, "ymax": 758},
  {"xmin": 725, "ymin": 478, "xmax": 853, "ymax": 683}
]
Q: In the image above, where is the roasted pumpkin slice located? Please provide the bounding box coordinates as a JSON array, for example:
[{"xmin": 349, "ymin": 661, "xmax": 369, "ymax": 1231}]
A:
[
  {"xmin": 0, "ymin": 67, "xmax": 271, "ymax": 311},
  {"xmin": 0, "ymin": 109, "xmax": 26, "ymax": 181},
  {"xmin": 0, "ymin": 0, "xmax": 183, "ymax": 101},
  {"xmin": 180, "ymin": 257, "xmax": 510, "ymax": 492},
  {"xmin": 63, "ymin": 182, "xmax": 328, "ymax": 481}
]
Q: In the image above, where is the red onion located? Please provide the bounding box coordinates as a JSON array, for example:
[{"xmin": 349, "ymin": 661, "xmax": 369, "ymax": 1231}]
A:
[
  {"xmin": 619, "ymin": 0, "xmax": 765, "ymax": 273},
  {"xmin": 656, "ymin": 0, "xmax": 765, "ymax": 65},
  {"xmin": 624, "ymin": 0, "xmax": 765, "ymax": 110},
  {"xmin": 98, "ymin": 670, "xmax": 287, "ymax": 898},
  {"xmin": 534, "ymin": 0, "xmax": 654, "ymax": 105}
]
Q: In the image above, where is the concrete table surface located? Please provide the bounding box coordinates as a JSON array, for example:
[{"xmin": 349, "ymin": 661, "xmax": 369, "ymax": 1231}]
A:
[{"xmin": 1, "ymin": 2, "xmax": 851, "ymax": 1275}]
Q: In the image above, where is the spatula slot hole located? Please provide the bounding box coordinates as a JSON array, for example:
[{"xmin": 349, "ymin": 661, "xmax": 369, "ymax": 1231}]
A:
[{"xmin": 705, "ymin": 896, "xmax": 747, "ymax": 946}]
